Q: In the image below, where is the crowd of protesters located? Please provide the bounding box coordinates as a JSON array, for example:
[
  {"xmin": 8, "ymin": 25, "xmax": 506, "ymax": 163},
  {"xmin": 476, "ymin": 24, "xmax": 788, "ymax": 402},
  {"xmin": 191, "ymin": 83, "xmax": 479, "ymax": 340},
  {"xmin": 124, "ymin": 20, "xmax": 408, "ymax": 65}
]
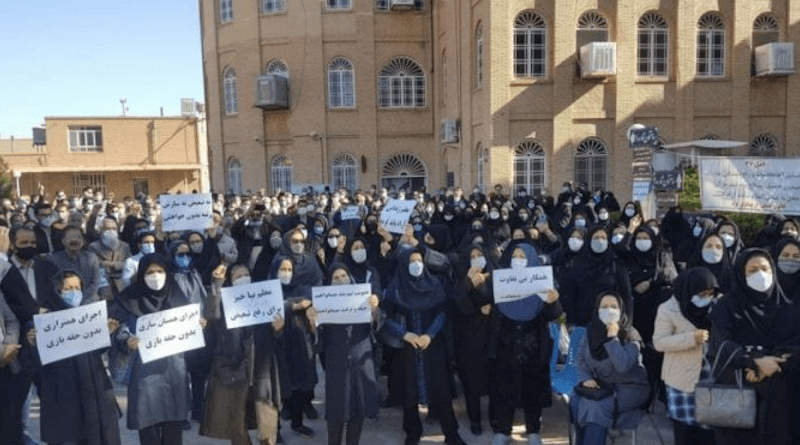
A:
[{"xmin": 1, "ymin": 180, "xmax": 800, "ymax": 445}]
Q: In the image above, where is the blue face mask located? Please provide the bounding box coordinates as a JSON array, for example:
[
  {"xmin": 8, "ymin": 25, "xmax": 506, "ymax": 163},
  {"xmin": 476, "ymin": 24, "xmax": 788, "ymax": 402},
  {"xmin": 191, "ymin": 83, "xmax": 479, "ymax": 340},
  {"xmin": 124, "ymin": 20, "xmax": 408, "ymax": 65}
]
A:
[
  {"xmin": 140, "ymin": 243, "xmax": 156, "ymax": 255},
  {"xmin": 61, "ymin": 289, "xmax": 83, "ymax": 307},
  {"xmin": 175, "ymin": 254, "xmax": 192, "ymax": 269}
]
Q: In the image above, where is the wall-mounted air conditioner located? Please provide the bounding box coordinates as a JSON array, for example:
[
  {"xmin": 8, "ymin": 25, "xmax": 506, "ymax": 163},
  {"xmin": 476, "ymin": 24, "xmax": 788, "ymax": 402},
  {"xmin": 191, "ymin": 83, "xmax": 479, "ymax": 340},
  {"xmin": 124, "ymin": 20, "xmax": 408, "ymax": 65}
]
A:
[
  {"xmin": 32, "ymin": 127, "xmax": 46, "ymax": 145},
  {"xmin": 580, "ymin": 42, "xmax": 617, "ymax": 78},
  {"xmin": 256, "ymin": 75, "xmax": 289, "ymax": 110},
  {"xmin": 180, "ymin": 98, "xmax": 197, "ymax": 117},
  {"xmin": 755, "ymin": 42, "xmax": 795, "ymax": 76},
  {"xmin": 440, "ymin": 119, "xmax": 459, "ymax": 144},
  {"xmin": 390, "ymin": 0, "xmax": 414, "ymax": 11}
]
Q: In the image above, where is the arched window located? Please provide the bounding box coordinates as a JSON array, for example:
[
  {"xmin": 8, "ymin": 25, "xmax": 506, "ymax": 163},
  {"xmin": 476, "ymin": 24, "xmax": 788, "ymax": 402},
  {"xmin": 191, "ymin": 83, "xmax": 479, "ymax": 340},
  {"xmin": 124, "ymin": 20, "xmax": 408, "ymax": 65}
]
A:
[
  {"xmin": 328, "ymin": 58, "xmax": 355, "ymax": 109},
  {"xmin": 577, "ymin": 11, "xmax": 609, "ymax": 49},
  {"xmin": 378, "ymin": 57, "xmax": 426, "ymax": 108},
  {"xmin": 476, "ymin": 144, "xmax": 488, "ymax": 192},
  {"xmin": 222, "ymin": 67, "xmax": 238, "ymax": 115},
  {"xmin": 228, "ymin": 158, "xmax": 243, "ymax": 195},
  {"xmin": 697, "ymin": 13, "xmax": 725, "ymax": 77},
  {"xmin": 220, "ymin": 0, "xmax": 233, "ymax": 23},
  {"xmin": 749, "ymin": 133, "xmax": 778, "ymax": 156},
  {"xmin": 475, "ymin": 23, "xmax": 484, "ymax": 87},
  {"xmin": 271, "ymin": 154, "xmax": 293, "ymax": 192},
  {"xmin": 575, "ymin": 137, "xmax": 608, "ymax": 191},
  {"xmin": 262, "ymin": 0, "xmax": 286, "ymax": 14},
  {"xmin": 513, "ymin": 10, "xmax": 547, "ymax": 77},
  {"xmin": 753, "ymin": 13, "xmax": 780, "ymax": 48},
  {"xmin": 638, "ymin": 11, "xmax": 668, "ymax": 76},
  {"xmin": 381, "ymin": 153, "xmax": 427, "ymax": 192},
  {"xmin": 513, "ymin": 140, "xmax": 546, "ymax": 195},
  {"xmin": 265, "ymin": 60, "xmax": 289, "ymax": 78},
  {"xmin": 331, "ymin": 153, "xmax": 358, "ymax": 192}
]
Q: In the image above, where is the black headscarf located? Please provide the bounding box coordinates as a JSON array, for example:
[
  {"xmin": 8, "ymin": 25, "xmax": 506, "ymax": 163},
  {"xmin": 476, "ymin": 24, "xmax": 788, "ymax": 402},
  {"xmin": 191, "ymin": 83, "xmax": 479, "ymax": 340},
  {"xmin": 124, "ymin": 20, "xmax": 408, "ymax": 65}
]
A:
[
  {"xmin": 118, "ymin": 254, "xmax": 188, "ymax": 316},
  {"xmin": 572, "ymin": 226, "xmax": 617, "ymax": 278},
  {"xmin": 384, "ymin": 248, "xmax": 446, "ymax": 311},
  {"xmin": 688, "ymin": 232, "xmax": 732, "ymax": 292},
  {"xmin": 673, "ymin": 267, "xmax": 718, "ymax": 330},
  {"xmin": 772, "ymin": 239, "xmax": 800, "ymax": 302},
  {"xmin": 587, "ymin": 291, "xmax": 638, "ymax": 361}
]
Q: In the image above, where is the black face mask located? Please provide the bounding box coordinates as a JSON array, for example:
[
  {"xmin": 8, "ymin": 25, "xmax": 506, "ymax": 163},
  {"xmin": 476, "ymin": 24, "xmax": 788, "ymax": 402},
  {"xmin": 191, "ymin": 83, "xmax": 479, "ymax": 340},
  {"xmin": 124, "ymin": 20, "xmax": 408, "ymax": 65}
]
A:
[{"xmin": 15, "ymin": 246, "xmax": 38, "ymax": 261}]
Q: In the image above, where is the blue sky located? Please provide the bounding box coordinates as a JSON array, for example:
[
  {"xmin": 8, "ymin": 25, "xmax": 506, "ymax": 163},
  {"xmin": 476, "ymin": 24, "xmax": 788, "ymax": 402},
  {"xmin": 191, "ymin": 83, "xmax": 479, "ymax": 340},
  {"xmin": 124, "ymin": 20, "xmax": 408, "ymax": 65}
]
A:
[{"xmin": 0, "ymin": 1, "xmax": 205, "ymax": 138}]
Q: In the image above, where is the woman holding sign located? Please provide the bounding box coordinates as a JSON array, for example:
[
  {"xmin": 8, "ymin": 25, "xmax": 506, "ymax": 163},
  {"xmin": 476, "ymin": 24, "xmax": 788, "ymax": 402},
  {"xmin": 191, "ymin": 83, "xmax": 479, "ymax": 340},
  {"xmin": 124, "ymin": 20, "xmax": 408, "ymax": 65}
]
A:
[{"xmin": 489, "ymin": 241, "xmax": 561, "ymax": 445}]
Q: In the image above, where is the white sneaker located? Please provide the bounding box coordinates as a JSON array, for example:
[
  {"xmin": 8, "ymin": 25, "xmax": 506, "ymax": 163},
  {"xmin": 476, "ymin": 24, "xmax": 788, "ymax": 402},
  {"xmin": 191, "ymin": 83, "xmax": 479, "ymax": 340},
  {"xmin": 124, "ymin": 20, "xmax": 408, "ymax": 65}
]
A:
[
  {"xmin": 527, "ymin": 433, "xmax": 544, "ymax": 445},
  {"xmin": 491, "ymin": 433, "xmax": 510, "ymax": 445}
]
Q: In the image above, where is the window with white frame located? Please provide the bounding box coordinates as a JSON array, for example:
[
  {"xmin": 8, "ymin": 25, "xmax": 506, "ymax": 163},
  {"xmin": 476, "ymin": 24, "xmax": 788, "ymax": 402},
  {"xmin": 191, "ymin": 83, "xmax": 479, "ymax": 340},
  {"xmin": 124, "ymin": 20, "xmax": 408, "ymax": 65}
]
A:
[
  {"xmin": 475, "ymin": 24, "xmax": 484, "ymax": 87},
  {"xmin": 638, "ymin": 11, "xmax": 668, "ymax": 76},
  {"xmin": 441, "ymin": 49, "xmax": 448, "ymax": 106},
  {"xmin": 331, "ymin": 153, "xmax": 357, "ymax": 192},
  {"xmin": 69, "ymin": 126, "xmax": 103, "ymax": 152},
  {"xmin": 263, "ymin": 0, "xmax": 285, "ymax": 14},
  {"xmin": 222, "ymin": 67, "xmax": 238, "ymax": 115},
  {"xmin": 381, "ymin": 153, "xmax": 427, "ymax": 191},
  {"xmin": 575, "ymin": 137, "xmax": 608, "ymax": 192},
  {"xmin": 265, "ymin": 60, "xmax": 289, "ymax": 78},
  {"xmin": 513, "ymin": 140, "xmax": 546, "ymax": 195},
  {"xmin": 327, "ymin": 0, "xmax": 350, "ymax": 10},
  {"xmin": 577, "ymin": 11, "xmax": 609, "ymax": 50},
  {"xmin": 697, "ymin": 13, "xmax": 725, "ymax": 77},
  {"xmin": 375, "ymin": 0, "xmax": 423, "ymax": 10},
  {"xmin": 271, "ymin": 154, "xmax": 293, "ymax": 193},
  {"xmin": 328, "ymin": 58, "xmax": 355, "ymax": 108},
  {"xmin": 753, "ymin": 13, "xmax": 780, "ymax": 48},
  {"xmin": 220, "ymin": 0, "xmax": 233, "ymax": 23},
  {"xmin": 73, "ymin": 173, "xmax": 106, "ymax": 197},
  {"xmin": 513, "ymin": 10, "xmax": 547, "ymax": 78},
  {"xmin": 228, "ymin": 158, "xmax": 243, "ymax": 195},
  {"xmin": 477, "ymin": 144, "xmax": 487, "ymax": 191},
  {"xmin": 378, "ymin": 57, "xmax": 426, "ymax": 108},
  {"xmin": 749, "ymin": 133, "xmax": 778, "ymax": 156}
]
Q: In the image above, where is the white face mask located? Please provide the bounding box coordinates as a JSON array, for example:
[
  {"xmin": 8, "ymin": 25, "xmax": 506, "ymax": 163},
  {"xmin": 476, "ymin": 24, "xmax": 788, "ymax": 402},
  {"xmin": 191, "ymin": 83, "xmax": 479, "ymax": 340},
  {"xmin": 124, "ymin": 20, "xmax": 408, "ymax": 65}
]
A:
[
  {"xmin": 635, "ymin": 239, "xmax": 652, "ymax": 252},
  {"xmin": 702, "ymin": 248, "xmax": 723, "ymax": 265},
  {"xmin": 470, "ymin": 256, "xmax": 487, "ymax": 269},
  {"xmin": 591, "ymin": 239, "xmax": 608, "ymax": 253},
  {"xmin": 511, "ymin": 258, "xmax": 528, "ymax": 269},
  {"xmin": 598, "ymin": 307, "xmax": 621, "ymax": 325},
  {"xmin": 327, "ymin": 237, "xmax": 338, "ymax": 248},
  {"xmin": 598, "ymin": 211, "xmax": 609, "ymax": 221},
  {"xmin": 489, "ymin": 211, "xmax": 500, "ymax": 220},
  {"xmin": 101, "ymin": 230, "xmax": 119, "ymax": 248},
  {"xmin": 568, "ymin": 238, "xmax": 584, "ymax": 252},
  {"xmin": 278, "ymin": 271, "xmax": 293, "ymax": 285},
  {"xmin": 574, "ymin": 219, "xmax": 585, "ymax": 228},
  {"xmin": 746, "ymin": 270, "xmax": 773, "ymax": 293},
  {"xmin": 625, "ymin": 208, "xmax": 635, "ymax": 217},
  {"xmin": 351, "ymin": 248, "xmax": 367, "ymax": 263},
  {"xmin": 291, "ymin": 242, "xmax": 305, "ymax": 255},
  {"xmin": 611, "ymin": 233, "xmax": 625, "ymax": 245},
  {"xmin": 444, "ymin": 215, "xmax": 454, "ymax": 221},
  {"xmin": 693, "ymin": 226, "xmax": 703, "ymax": 237},
  {"xmin": 332, "ymin": 277, "xmax": 351, "ymax": 286},
  {"xmin": 691, "ymin": 294, "xmax": 714, "ymax": 308},
  {"xmin": 232, "ymin": 276, "xmax": 252, "ymax": 287},
  {"xmin": 408, "ymin": 261, "xmax": 424, "ymax": 277},
  {"xmin": 145, "ymin": 272, "xmax": 167, "ymax": 291},
  {"xmin": 720, "ymin": 233, "xmax": 735, "ymax": 248},
  {"xmin": 270, "ymin": 236, "xmax": 282, "ymax": 249}
]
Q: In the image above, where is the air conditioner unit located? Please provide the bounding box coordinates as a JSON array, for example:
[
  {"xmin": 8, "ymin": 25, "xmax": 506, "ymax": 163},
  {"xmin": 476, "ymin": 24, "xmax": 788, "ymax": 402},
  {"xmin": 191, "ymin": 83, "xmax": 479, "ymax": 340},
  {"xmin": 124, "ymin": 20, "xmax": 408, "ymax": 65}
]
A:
[
  {"xmin": 580, "ymin": 42, "xmax": 617, "ymax": 78},
  {"xmin": 440, "ymin": 119, "xmax": 459, "ymax": 144},
  {"xmin": 256, "ymin": 75, "xmax": 289, "ymax": 110},
  {"xmin": 180, "ymin": 98, "xmax": 196, "ymax": 117},
  {"xmin": 32, "ymin": 127, "xmax": 46, "ymax": 145},
  {"xmin": 755, "ymin": 42, "xmax": 795, "ymax": 76},
  {"xmin": 390, "ymin": 0, "xmax": 414, "ymax": 11}
]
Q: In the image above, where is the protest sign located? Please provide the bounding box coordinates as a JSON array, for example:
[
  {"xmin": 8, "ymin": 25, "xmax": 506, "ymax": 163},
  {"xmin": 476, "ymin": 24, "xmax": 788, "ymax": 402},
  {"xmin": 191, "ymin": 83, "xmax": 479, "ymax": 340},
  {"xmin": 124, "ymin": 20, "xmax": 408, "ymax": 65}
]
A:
[
  {"xmin": 699, "ymin": 157, "xmax": 800, "ymax": 214},
  {"xmin": 136, "ymin": 304, "xmax": 205, "ymax": 364},
  {"xmin": 340, "ymin": 206, "xmax": 360, "ymax": 221},
  {"xmin": 34, "ymin": 301, "xmax": 110, "ymax": 365},
  {"xmin": 159, "ymin": 194, "xmax": 214, "ymax": 232},
  {"xmin": 312, "ymin": 284, "xmax": 372, "ymax": 325},
  {"xmin": 628, "ymin": 126, "xmax": 660, "ymax": 148},
  {"xmin": 652, "ymin": 171, "xmax": 682, "ymax": 191},
  {"xmin": 492, "ymin": 266, "xmax": 554, "ymax": 304},
  {"xmin": 379, "ymin": 199, "xmax": 417, "ymax": 234},
  {"xmin": 632, "ymin": 180, "xmax": 651, "ymax": 203},
  {"xmin": 220, "ymin": 280, "xmax": 285, "ymax": 329}
]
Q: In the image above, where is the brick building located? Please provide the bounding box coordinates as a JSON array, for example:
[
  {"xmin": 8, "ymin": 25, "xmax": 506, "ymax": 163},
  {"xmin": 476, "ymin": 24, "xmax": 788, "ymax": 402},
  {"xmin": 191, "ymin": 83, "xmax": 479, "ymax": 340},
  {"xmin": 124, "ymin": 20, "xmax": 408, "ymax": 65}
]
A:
[{"xmin": 200, "ymin": 0, "xmax": 800, "ymax": 200}]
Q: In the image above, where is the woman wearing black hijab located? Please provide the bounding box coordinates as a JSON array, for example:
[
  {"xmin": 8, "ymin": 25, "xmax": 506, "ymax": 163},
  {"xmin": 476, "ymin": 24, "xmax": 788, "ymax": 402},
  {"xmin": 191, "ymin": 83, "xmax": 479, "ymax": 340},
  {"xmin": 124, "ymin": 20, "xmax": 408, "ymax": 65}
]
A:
[
  {"xmin": 715, "ymin": 219, "xmax": 744, "ymax": 263},
  {"xmin": 110, "ymin": 254, "xmax": 194, "ymax": 445},
  {"xmin": 674, "ymin": 217, "xmax": 716, "ymax": 269},
  {"xmin": 687, "ymin": 232, "xmax": 733, "ymax": 294},
  {"xmin": 252, "ymin": 223, "xmax": 284, "ymax": 282},
  {"xmin": 653, "ymin": 268, "xmax": 719, "ymax": 445},
  {"xmin": 381, "ymin": 248, "xmax": 468, "ymax": 445},
  {"xmin": 709, "ymin": 248, "xmax": 800, "ymax": 445},
  {"xmin": 772, "ymin": 239, "xmax": 800, "ymax": 302},
  {"xmin": 561, "ymin": 226, "xmax": 632, "ymax": 327}
]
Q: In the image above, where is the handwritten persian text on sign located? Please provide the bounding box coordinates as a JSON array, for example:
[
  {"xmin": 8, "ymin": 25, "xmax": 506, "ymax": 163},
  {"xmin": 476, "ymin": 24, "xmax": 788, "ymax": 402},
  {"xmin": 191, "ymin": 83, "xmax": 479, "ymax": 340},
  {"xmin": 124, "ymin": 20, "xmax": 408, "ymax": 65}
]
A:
[
  {"xmin": 632, "ymin": 180, "xmax": 651, "ymax": 203},
  {"xmin": 340, "ymin": 206, "xmax": 361, "ymax": 221},
  {"xmin": 312, "ymin": 284, "xmax": 372, "ymax": 325},
  {"xmin": 136, "ymin": 304, "xmax": 205, "ymax": 364},
  {"xmin": 699, "ymin": 157, "xmax": 800, "ymax": 214},
  {"xmin": 159, "ymin": 194, "xmax": 214, "ymax": 232},
  {"xmin": 34, "ymin": 301, "xmax": 110, "ymax": 365},
  {"xmin": 628, "ymin": 126, "xmax": 660, "ymax": 148},
  {"xmin": 379, "ymin": 199, "xmax": 417, "ymax": 234},
  {"xmin": 492, "ymin": 267, "xmax": 554, "ymax": 304},
  {"xmin": 220, "ymin": 280, "xmax": 285, "ymax": 329}
]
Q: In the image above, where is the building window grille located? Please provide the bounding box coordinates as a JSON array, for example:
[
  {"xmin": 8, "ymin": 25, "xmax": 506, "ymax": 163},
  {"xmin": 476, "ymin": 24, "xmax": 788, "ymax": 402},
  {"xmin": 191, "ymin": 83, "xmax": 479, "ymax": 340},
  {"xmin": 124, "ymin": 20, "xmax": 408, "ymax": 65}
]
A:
[
  {"xmin": 375, "ymin": 0, "xmax": 423, "ymax": 10},
  {"xmin": 753, "ymin": 13, "xmax": 780, "ymax": 48},
  {"xmin": 331, "ymin": 153, "xmax": 357, "ymax": 192},
  {"xmin": 223, "ymin": 67, "xmax": 238, "ymax": 115},
  {"xmin": 328, "ymin": 58, "xmax": 355, "ymax": 108},
  {"xmin": 271, "ymin": 154, "xmax": 293, "ymax": 192},
  {"xmin": 477, "ymin": 144, "xmax": 488, "ymax": 192},
  {"xmin": 220, "ymin": 0, "xmax": 233, "ymax": 23},
  {"xmin": 327, "ymin": 0, "xmax": 351, "ymax": 10},
  {"xmin": 381, "ymin": 153, "xmax": 427, "ymax": 191},
  {"xmin": 749, "ymin": 133, "xmax": 778, "ymax": 156},
  {"xmin": 68, "ymin": 126, "xmax": 103, "ymax": 152},
  {"xmin": 263, "ymin": 0, "xmax": 285, "ymax": 14},
  {"xmin": 513, "ymin": 10, "xmax": 547, "ymax": 78},
  {"xmin": 73, "ymin": 173, "xmax": 106, "ymax": 197},
  {"xmin": 697, "ymin": 13, "xmax": 725, "ymax": 77},
  {"xmin": 513, "ymin": 140, "xmax": 546, "ymax": 195},
  {"xmin": 228, "ymin": 158, "xmax": 243, "ymax": 195},
  {"xmin": 575, "ymin": 137, "xmax": 608, "ymax": 191},
  {"xmin": 475, "ymin": 24, "xmax": 484, "ymax": 87},
  {"xmin": 378, "ymin": 57, "xmax": 426, "ymax": 108},
  {"xmin": 638, "ymin": 11, "xmax": 668, "ymax": 76},
  {"xmin": 577, "ymin": 11, "xmax": 609, "ymax": 49}
]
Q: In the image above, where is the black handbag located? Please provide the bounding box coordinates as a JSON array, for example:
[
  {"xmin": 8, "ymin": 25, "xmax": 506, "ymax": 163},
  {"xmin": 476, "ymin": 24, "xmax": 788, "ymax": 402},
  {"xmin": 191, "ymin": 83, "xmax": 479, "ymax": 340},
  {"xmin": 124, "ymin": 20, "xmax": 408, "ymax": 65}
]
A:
[{"xmin": 574, "ymin": 381, "xmax": 614, "ymax": 400}]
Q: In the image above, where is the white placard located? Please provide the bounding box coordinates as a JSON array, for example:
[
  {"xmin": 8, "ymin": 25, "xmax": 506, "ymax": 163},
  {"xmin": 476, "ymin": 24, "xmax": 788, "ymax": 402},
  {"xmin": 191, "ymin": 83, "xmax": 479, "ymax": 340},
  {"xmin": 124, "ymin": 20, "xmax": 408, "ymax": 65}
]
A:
[
  {"xmin": 312, "ymin": 284, "xmax": 372, "ymax": 325},
  {"xmin": 699, "ymin": 157, "xmax": 800, "ymax": 214},
  {"xmin": 632, "ymin": 180, "xmax": 651, "ymax": 203},
  {"xmin": 340, "ymin": 206, "xmax": 360, "ymax": 221},
  {"xmin": 220, "ymin": 280, "xmax": 285, "ymax": 329},
  {"xmin": 159, "ymin": 194, "xmax": 214, "ymax": 232},
  {"xmin": 379, "ymin": 199, "xmax": 417, "ymax": 234},
  {"xmin": 136, "ymin": 304, "xmax": 205, "ymax": 364},
  {"xmin": 34, "ymin": 301, "xmax": 110, "ymax": 365},
  {"xmin": 492, "ymin": 266, "xmax": 554, "ymax": 304}
]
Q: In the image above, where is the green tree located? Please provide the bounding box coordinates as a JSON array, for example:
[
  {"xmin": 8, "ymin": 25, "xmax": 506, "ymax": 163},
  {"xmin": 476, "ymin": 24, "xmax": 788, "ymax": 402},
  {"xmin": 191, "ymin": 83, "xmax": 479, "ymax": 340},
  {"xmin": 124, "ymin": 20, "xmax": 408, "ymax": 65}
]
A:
[{"xmin": 0, "ymin": 157, "xmax": 14, "ymax": 199}]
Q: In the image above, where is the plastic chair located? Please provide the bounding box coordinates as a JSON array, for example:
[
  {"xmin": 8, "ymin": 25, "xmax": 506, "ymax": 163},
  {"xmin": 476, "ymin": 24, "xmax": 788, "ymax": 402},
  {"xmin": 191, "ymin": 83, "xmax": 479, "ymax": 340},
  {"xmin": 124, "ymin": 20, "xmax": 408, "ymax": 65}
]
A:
[{"xmin": 550, "ymin": 325, "xmax": 586, "ymax": 399}]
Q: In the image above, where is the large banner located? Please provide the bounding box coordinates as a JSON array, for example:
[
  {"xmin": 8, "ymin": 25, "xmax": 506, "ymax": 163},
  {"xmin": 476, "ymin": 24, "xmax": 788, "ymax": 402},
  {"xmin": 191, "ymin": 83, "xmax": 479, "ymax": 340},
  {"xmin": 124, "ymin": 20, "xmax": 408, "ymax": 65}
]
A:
[
  {"xmin": 34, "ymin": 301, "xmax": 110, "ymax": 365},
  {"xmin": 699, "ymin": 157, "xmax": 800, "ymax": 214},
  {"xmin": 159, "ymin": 194, "xmax": 214, "ymax": 232},
  {"xmin": 220, "ymin": 280, "xmax": 285, "ymax": 329},
  {"xmin": 492, "ymin": 266, "xmax": 554, "ymax": 304},
  {"xmin": 136, "ymin": 304, "xmax": 205, "ymax": 364},
  {"xmin": 311, "ymin": 284, "xmax": 372, "ymax": 325},
  {"xmin": 379, "ymin": 199, "xmax": 417, "ymax": 234}
]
